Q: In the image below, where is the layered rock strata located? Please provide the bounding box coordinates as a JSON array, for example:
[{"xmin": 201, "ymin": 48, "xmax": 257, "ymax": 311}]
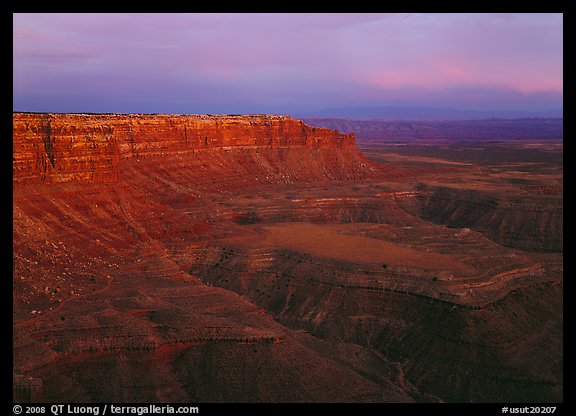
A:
[{"xmin": 13, "ymin": 113, "xmax": 358, "ymax": 185}]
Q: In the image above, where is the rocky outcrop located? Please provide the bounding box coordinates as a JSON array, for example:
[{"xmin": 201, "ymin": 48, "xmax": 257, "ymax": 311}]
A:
[
  {"xmin": 13, "ymin": 113, "xmax": 357, "ymax": 185},
  {"xmin": 192, "ymin": 249, "xmax": 562, "ymax": 402},
  {"xmin": 412, "ymin": 186, "xmax": 563, "ymax": 252}
]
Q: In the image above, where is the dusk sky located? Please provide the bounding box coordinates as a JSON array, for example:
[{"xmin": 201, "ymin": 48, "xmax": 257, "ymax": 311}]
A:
[{"xmin": 13, "ymin": 13, "xmax": 563, "ymax": 115}]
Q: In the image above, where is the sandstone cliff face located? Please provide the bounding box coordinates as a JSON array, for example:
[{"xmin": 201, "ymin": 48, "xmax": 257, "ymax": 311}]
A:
[{"xmin": 13, "ymin": 113, "xmax": 356, "ymax": 185}]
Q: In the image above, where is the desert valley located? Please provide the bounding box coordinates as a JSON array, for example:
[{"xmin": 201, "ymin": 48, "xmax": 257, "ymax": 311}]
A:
[{"xmin": 12, "ymin": 113, "xmax": 562, "ymax": 403}]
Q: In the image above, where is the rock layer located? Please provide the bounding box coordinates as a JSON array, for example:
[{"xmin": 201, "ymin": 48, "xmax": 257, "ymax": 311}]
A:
[
  {"xmin": 13, "ymin": 113, "xmax": 357, "ymax": 185},
  {"xmin": 412, "ymin": 186, "xmax": 563, "ymax": 252}
]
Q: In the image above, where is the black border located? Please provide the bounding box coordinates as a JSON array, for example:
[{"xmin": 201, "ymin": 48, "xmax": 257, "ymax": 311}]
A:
[{"xmin": 8, "ymin": 4, "xmax": 568, "ymax": 413}]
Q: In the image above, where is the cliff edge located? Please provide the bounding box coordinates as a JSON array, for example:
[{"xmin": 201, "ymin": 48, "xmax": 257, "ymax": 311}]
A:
[{"xmin": 13, "ymin": 113, "xmax": 365, "ymax": 185}]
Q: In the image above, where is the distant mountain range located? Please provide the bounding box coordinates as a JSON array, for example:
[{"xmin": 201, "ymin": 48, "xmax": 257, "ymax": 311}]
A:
[
  {"xmin": 302, "ymin": 117, "xmax": 563, "ymax": 142},
  {"xmin": 294, "ymin": 106, "xmax": 563, "ymax": 121}
]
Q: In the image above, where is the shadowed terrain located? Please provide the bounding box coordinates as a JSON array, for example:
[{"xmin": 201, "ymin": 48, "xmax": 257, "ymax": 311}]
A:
[{"xmin": 13, "ymin": 113, "xmax": 562, "ymax": 403}]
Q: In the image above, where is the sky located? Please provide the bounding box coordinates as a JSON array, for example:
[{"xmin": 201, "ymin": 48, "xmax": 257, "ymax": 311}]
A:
[{"xmin": 13, "ymin": 13, "xmax": 563, "ymax": 115}]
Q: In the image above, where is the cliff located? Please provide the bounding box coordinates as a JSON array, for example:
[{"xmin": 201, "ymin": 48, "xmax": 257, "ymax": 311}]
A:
[
  {"xmin": 13, "ymin": 113, "xmax": 359, "ymax": 185},
  {"xmin": 13, "ymin": 113, "xmax": 562, "ymax": 403},
  {"xmin": 412, "ymin": 186, "xmax": 563, "ymax": 252}
]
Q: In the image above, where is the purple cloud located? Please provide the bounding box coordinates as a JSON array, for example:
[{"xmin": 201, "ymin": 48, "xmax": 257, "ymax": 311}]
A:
[{"xmin": 13, "ymin": 13, "xmax": 563, "ymax": 114}]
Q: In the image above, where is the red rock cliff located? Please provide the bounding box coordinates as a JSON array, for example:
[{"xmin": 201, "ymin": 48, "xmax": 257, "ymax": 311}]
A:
[{"xmin": 13, "ymin": 113, "xmax": 358, "ymax": 185}]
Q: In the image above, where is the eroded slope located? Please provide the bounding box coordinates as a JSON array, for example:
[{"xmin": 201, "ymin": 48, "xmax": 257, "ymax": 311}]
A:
[{"xmin": 13, "ymin": 113, "xmax": 562, "ymax": 403}]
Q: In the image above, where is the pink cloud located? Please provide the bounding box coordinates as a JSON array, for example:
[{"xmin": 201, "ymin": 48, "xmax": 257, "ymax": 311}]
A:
[{"xmin": 13, "ymin": 13, "xmax": 563, "ymax": 113}]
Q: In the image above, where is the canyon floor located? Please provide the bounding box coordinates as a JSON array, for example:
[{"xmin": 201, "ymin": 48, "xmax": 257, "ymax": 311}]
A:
[{"xmin": 13, "ymin": 132, "xmax": 562, "ymax": 403}]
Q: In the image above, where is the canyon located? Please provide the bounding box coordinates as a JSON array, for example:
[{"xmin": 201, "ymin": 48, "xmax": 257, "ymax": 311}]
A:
[{"xmin": 13, "ymin": 113, "xmax": 562, "ymax": 403}]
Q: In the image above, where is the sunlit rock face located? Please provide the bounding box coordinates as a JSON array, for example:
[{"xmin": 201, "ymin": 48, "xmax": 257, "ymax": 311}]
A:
[{"xmin": 13, "ymin": 113, "xmax": 359, "ymax": 185}]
